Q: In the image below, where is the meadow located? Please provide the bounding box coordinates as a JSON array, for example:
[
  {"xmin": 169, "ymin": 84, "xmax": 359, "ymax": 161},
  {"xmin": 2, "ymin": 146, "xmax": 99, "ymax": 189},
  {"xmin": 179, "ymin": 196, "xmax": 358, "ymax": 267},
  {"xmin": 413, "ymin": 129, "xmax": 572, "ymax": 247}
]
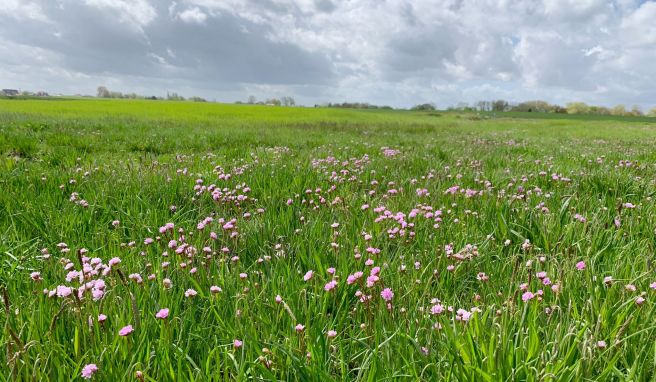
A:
[{"xmin": 1, "ymin": 98, "xmax": 656, "ymax": 381}]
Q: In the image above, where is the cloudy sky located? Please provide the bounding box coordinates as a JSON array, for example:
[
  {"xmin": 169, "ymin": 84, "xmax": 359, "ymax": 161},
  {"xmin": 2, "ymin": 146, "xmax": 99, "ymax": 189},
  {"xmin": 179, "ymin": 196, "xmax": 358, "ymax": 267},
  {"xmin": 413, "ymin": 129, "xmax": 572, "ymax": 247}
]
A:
[{"xmin": 1, "ymin": 0, "xmax": 655, "ymax": 108}]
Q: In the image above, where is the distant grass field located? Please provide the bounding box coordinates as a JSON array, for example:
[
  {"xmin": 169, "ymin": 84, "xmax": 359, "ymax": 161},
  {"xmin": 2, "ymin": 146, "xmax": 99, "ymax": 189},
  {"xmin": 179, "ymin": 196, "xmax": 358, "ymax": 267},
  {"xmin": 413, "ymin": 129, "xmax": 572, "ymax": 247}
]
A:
[{"xmin": 2, "ymin": 98, "xmax": 656, "ymax": 381}]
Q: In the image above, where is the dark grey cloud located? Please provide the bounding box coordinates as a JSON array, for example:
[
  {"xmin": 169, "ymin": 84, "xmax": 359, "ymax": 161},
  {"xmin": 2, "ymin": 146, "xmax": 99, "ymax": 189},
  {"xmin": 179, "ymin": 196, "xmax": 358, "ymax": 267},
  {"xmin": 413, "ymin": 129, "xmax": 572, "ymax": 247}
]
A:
[{"xmin": 0, "ymin": 0, "xmax": 334, "ymax": 89}]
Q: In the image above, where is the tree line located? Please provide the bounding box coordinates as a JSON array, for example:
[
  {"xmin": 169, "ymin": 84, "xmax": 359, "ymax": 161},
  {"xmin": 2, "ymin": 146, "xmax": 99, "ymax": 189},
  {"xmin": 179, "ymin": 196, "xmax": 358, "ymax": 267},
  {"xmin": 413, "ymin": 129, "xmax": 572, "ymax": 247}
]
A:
[
  {"xmin": 94, "ymin": 86, "xmax": 656, "ymax": 116},
  {"xmin": 234, "ymin": 95, "xmax": 296, "ymax": 106},
  {"xmin": 96, "ymin": 86, "xmax": 207, "ymax": 102},
  {"xmin": 444, "ymin": 99, "xmax": 656, "ymax": 117}
]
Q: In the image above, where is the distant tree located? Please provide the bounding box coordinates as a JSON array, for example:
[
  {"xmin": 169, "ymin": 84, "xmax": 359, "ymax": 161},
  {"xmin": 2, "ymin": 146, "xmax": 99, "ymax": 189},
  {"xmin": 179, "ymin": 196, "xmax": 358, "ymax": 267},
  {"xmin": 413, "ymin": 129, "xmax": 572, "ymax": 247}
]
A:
[
  {"xmin": 167, "ymin": 92, "xmax": 185, "ymax": 101},
  {"xmin": 189, "ymin": 96, "xmax": 207, "ymax": 102},
  {"xmin": 491, "ymin": 99, "xmax": 509, "ymax": 112},
  {"xmin": 247, "ymin": 95, "xmax": 257, "ymax": 104},
  {"xmin": 455, "ymin": 102, "xmax": 471, "ymax": 111},
  {"xmin": 97, "ymin": 86, "xmax": 111, "ymax": 98},
  {"xmin": 648, "ymin": 106, "xmax": 656, "ymax": 117},
  {"xmin": 411, "ymin": 103, "xmax": 436, "ymax": 111},
  {"xmin": 281, "ymin": 96, "xmax": 296, "ymax": 106},
  {"xmin": 630, "ymin": 105, "xmax": 643, "ymax": 116},
  {"xmin": 596, "ymin": 106, "xmax": 611, "ymax": 115},
  {"xmin": 587, "ymin": 105, "xmax": 610, "ymax": 115},
  {"xmin": 513, "ymin": 100, "xmax": 556, "ymax": 113},
  {"xmin": 611, "ymin": 105, "xmax": 627, "ymax": 116},
  {"xmin": 566, "ymin": 102, "xmax": 590, "ymax": 114},
  {"xmin": 475, "ymin": 101, "xmax": 491, "ymax": 111}
]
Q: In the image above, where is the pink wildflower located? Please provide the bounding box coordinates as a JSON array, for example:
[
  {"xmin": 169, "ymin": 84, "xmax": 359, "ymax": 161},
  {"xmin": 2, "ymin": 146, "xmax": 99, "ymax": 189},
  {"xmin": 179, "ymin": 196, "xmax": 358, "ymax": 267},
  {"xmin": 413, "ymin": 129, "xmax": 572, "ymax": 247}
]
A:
[
  {"xmin": 381, "ymin": 288, "xmax": 394, "ymax": 301},
  {"xmin": 522, "ymin": 291, "xmax": 534, "ymax": 302},
  {"xmin": 324, "ymin": 280, "xmax": 338, "ymax": 291},
  {"xmin": 119, "ymin": 325, "xmax": 134, "ymax": 336},
  {"xmin": 81, "ymin": 364, "xmax": 98, "ymax": 379},
  {"xmin": 155, "ymin": 308, "xmax": 169, "ymax": 320}
]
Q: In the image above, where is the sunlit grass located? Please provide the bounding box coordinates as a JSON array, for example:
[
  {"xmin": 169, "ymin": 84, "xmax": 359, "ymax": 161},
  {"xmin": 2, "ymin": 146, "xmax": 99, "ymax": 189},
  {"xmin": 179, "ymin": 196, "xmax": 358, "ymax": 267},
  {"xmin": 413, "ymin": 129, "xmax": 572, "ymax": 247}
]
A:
[{"xmin": 1, "ymin": 98, "xmax": 656, "ymax": 380}]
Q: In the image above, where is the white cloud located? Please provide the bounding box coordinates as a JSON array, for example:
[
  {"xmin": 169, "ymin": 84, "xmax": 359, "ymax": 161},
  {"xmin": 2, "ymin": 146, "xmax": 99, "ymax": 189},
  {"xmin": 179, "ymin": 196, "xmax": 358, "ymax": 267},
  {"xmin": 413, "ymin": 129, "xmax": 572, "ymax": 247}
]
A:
[
  {"xmin": 177, "ymin": 7, "xmax": 208, "ymax": 24},
  {"xmin": 84, "ymin": 0, "xmax": 156, "ymax": 28},
  {"xmin": 0, "ymin": 0, "xmax": 48, "ymax": 21}
]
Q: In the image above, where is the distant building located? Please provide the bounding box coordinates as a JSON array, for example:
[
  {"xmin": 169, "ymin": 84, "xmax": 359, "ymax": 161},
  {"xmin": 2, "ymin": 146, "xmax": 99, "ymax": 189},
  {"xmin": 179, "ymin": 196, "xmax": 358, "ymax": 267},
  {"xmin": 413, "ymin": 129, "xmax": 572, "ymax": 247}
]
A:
[
  {"xmin": 2, "ymin": 89, "xmax": 19, "ymax": 96},
  {"xmin": 36, "ymin": 91, "xmax": 49, "ymax": 97}
]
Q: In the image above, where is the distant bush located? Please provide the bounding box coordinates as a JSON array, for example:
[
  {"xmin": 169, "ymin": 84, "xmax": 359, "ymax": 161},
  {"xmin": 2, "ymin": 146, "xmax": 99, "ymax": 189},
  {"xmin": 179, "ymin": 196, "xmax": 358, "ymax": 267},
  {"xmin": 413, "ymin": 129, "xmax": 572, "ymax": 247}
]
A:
[
  {"xmin": 324, "ymin": 102, "xmax": 393, "ymax": 110},
  {"xmin": 648, "ymin": 107, "xmax": 656, "ymax": 117},
  {"xmin": 410, "ymin": 103, "xmax": 436, "ymax": 111}
]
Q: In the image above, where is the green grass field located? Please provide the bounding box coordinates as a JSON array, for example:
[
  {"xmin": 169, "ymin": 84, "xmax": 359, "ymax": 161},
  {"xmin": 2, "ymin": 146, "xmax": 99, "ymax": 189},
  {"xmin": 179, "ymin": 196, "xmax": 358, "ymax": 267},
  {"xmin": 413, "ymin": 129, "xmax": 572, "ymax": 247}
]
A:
[{"xmin": 2, "ymin": 98, "xmax": 656, "ymax": 381}]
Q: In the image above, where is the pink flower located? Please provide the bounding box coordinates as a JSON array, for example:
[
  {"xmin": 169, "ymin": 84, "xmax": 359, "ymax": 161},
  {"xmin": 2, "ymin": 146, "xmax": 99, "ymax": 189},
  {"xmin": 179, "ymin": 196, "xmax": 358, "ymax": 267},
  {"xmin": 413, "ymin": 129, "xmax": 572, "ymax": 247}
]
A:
[
  {"xmin": 347, "ymin": 272, "xmax": 363, "ymax": 285},
  {"xmin": 324, "ymin": 280, "xmax": 338, "ymax": 292},
  {"xmin": 455, "ymin": 309, "xmax": 472, "ymax": 321},
  {"xmin": 381, "ymin": 288, "xmax": 394, "ymax": 301},
  {"xmin": 81, "ymin": 363, "xmax": 98, "ymax": 379},
  {"xmin": 233, "ymin": 339, "xmax": 243, "ymax": 349},
  {"xmin": 636, "ymin": 296, "xmax": 646, "ymax": 305},
  {"xmin": 575, "ymin": 261, "xmax": 586, "ymax": 270},
  {"xmin": 303, "ymin": 270, "xmax": 314, "ymax": 282},
  {"xmin": 56, "ymin": 285, "xmax": 73, "ymax": 298},
  {"xmin": 119, "ymin": 325, "xmax": 134, "ymax": 336},
  {"xmin": 327, "ymin": 330, "xmax": 337, "ymax": 338},
  {"xmin": 597, "ymin": 340, "xmax": 607, "ymax": 349},
  {"xmin": 155, "ymin": 308, "xmax": 169, "ymax": 320},
  {"xmin": 275, "ymin": 295, "xmax": 283, "ymax": 304},
  {"xmin": 430, "ymin": 304, "xmax": 444, "ymax": 315},
  {"xmin": 30, "ymin": 272, "xmax": 42, "ymax": 281},
  {"xmin": 185, "ymin": 289, "xmax": 197, "ymax": 298},
  {"xmin": 210, "ymin": 286, "xmax": 222, "ymax": 294},
  {"xmin": 522, "ymin": 291, "xmax": 535, "ymax": 302},
  {"xmin": 650, "ymin": 282, "xmax": 656, "ymax": 290},
  {"xmin": 295, "ymin": 324, "xmax": 305, "ymax": 333}
]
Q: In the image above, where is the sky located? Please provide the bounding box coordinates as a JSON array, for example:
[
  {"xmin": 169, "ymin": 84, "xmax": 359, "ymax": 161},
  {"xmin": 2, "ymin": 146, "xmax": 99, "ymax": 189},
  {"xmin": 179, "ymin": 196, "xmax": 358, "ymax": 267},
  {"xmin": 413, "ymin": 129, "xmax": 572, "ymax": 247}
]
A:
[{"xmin": 0, "ymin": 0, "xmax": 655, "ymax": 109}]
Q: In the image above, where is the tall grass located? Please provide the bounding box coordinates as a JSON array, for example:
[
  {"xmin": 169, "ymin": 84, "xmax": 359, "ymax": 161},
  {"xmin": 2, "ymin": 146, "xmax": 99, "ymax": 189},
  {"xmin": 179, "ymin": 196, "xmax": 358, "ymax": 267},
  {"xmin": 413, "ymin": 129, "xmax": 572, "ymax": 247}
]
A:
[{"xmin": 1, "ymin": 99, "xmax": 656, "ymax": 380}]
